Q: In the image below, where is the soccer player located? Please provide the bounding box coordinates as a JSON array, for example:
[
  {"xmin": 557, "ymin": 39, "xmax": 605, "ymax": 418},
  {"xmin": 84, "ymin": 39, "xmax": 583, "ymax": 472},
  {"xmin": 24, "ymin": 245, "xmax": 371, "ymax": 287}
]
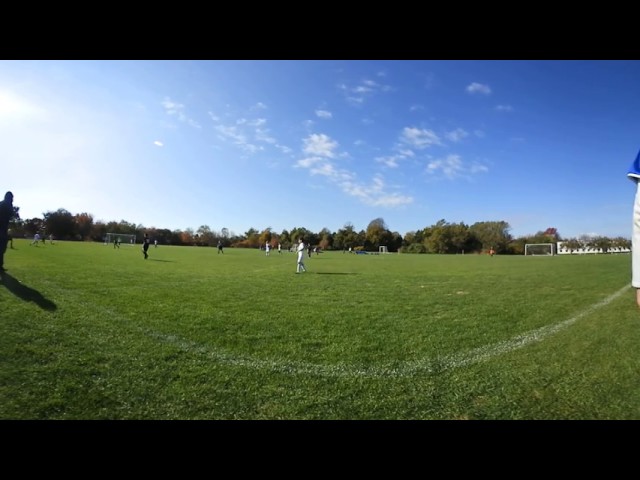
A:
[
  {"xmin": 627, "ymin": 148, "xmax": 640, "ymax": 307},
  {"xmin": 296, "ymin": 238, "xmax": 307, "ymax": 273},
  {"xmin": 265, "ymin": 241, "xmax": 270, "ymax": 256},
  {"xmin": 217, "ymin": 240, "xmax": 224, "ymax": 254},
  {"xmin": 142, "ymin": 233, "xmax": 150, "ymax": 259},
  {"xmin": 0, "ymin": 191, "xmax": 14, "ymax": 273}
]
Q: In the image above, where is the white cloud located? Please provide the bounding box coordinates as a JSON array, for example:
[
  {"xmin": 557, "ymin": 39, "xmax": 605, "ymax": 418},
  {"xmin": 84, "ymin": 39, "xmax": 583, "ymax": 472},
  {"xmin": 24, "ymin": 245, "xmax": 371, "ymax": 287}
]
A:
[
  {"xmin": 445, "ymin": 128, "xmax": 469, "ymax": 143},
  {"xmin": 276, "ymin": 144, "xmax": 293, "ymax": 155},
  {"xmin": 215, "ymin": 124, "xmax": 261, "ymax": 153},
  {"xmin": 376, "ymin": 155, "xmax": 402, "ymax": 168},
  {"xmin": 255, "ymin": 128, "xmax": 276, "ymax": 144},
  {"xmin": 252, "ymin": 102, "xmax": 268, "ymax": 110},
  {"xmin": 376, "ymin": 149, "xmax": 414, "ymax": 168},
  {"xmin": 341, "ymin": 176, "xmax": 412, "ymax": 207},
  {"xmin": 310, "ymin": 162, "xmax": 340, "ymax": 177},
  {"xmin": 398, "ymin": 149, "xmax": 415, "ymax": 157},
  {"xmin": 212, "ymin": 113, "xmax": 285, "ymax": 155},
  {"xmin": 315, "ymin": 109, "xmax": 332, "ymax": 119},
  {"xmin": 303, "ymin": 133, "xmax": 339, "ymax": 158},
  {"xmin": 296, "ymin": 156, "xmax": 322, "ymax": 169},
  {"xmin": 426, "ymin": 154, "xmax": 489, "ymax": 180},
  {"xmin": 369, "ymin": 193, "xmax": 414, "ymax": 207},
  {"xmin": 216, "ymin": 124, "xmax": 246, "ymax": 143},
  {"xmin": 427, "ymin": 155, "xmax": 463, "ymax": 178},
  {"xmin": 296, "ymin": 136, "xmax": 412, "ymax": 208},
  {"xmin": 466, "ymin": 83, "xmax": 492, "ymax": 95},
  {"xmin": 495, "ymin": 104, "xmax": 513, "ymax": 112},
  {"xmin": 162, "ymin": 97, "xmax": 201, "ymax": 129},
  {"xmin": 471, "ymin": 163, "xmax": 489, "ymax": 173},
  {"xmin": 409, "ymin": 104, "xmax": 424, "ymax": 112},
  {"xmin": 401, "ymin": 127, "xmax": 442, "ymax": 149},
  {"xmin": 162, "ymin": 97, "xmax": 184, "ymax": 116},
  {"xmin": 339, "ymin": 78, "xmax": 393, "ymax": 105},
  {"xmin": 154, "ymin": 140, "xmax": 164, "ymax": 147}
]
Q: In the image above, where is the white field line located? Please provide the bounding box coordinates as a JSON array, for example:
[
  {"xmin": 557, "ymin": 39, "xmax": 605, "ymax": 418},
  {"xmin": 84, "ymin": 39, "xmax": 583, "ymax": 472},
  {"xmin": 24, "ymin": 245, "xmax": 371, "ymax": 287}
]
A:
[{"xmin": 142, "ymin": 284, "xmax": 632, "ymax": 379}]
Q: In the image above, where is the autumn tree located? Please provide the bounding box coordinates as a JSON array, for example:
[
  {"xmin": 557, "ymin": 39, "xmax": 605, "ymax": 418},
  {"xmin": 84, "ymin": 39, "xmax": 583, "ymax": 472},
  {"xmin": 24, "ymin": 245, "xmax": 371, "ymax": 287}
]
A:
[
  {"xmin": 43, "ymin": 208, "xmax": 76, "ymax": 240},
  {"xmin": 333, "ymin": 222, "xmax": 358, "ymax": 250},
  {"xmin": 469, "ymin": 220, "xmax": 512, "ymax": 253},
  {"xmin": 74, "ymin": 213, "xmax": 94, "ymax": 241},
  {"xmin": 365, "ymin": 217, "xmax": 388, "ymax": 249},
  {"xmin": 197, "ymin": 225, "xmax": 214, "ymax": 246},
  {"xmin": 259, "ymin": 227, "xmax": 273, "ymax": 247}
]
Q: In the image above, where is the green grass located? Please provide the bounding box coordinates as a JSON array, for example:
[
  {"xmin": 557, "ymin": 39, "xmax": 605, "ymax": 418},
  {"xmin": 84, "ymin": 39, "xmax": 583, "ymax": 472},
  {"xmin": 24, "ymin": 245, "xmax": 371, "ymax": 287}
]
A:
[{"xmin": 1, "ymin": 238, "xmax": 639, "ymax": 419}]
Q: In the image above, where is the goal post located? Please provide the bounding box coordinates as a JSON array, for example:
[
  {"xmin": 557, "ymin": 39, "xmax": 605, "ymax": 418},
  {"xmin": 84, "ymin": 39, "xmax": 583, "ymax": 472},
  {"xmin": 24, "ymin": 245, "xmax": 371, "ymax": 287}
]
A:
[
  {"xmin": 524, "ymin": 243, "xmax": 556, "ymax": 256},
  {"xmin": 105, "ymin": 233, "xmax": 136, "ymax": 245},
  {"xmin": 379, "ymin": 245, "xmax": 389, "ymax": 254}
]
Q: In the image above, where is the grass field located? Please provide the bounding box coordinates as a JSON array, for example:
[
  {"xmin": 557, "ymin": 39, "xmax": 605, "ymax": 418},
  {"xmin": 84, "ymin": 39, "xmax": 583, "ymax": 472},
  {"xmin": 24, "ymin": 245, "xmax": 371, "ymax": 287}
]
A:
[{"xmin": 2, "ymin": 238, "xmax": 639, "ymax": 419}]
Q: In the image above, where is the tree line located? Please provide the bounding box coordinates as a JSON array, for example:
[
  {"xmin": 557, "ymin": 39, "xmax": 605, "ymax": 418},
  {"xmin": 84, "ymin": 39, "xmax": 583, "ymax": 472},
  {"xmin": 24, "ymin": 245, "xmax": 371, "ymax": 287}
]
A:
[{"xmin": 7, "ymin": 207, "xmax": 631, "ymax": 254}]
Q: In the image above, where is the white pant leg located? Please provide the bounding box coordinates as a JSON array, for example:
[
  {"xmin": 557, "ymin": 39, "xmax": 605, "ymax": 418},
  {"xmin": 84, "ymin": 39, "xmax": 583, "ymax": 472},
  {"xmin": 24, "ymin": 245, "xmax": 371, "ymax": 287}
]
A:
[{"xmin": 632, "ymin": 180, "xmax": 640, "ymax": 287}]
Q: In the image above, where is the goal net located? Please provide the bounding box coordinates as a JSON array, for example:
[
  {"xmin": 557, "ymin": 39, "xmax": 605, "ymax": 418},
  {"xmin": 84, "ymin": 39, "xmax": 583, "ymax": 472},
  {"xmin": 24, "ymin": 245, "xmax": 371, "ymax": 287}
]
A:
[
  {"xmin": 524, "ymin": 243, "xmax": 556, "ymax": 256},
  {"xmin": 105, "ymin": 233, "xmax": 136, "ymax": 245},
  {"xmin": 379, "ymin": 246, "xmax": 389, "ymax": 254}
]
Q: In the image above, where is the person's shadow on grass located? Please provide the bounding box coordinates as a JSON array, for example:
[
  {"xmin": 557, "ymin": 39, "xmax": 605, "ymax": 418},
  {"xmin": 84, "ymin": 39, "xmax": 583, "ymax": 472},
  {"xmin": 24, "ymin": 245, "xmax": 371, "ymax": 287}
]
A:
[{"xmin": 0, "ymin": 272, "xmax": 57, "ymax": 311}]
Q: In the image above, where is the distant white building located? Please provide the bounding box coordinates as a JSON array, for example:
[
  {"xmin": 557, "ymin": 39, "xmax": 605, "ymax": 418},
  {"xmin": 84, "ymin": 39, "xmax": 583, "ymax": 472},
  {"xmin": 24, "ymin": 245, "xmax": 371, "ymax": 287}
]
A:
[{"xmin": 556, "ymin": 241, "xmax": 631, "ymax": 255}]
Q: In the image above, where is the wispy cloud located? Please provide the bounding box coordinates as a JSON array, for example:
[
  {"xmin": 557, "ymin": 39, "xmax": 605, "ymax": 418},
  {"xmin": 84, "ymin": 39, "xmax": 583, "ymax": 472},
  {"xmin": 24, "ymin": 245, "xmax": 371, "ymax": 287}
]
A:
[
  {"xmin": 153, "ymin": 140, "xmax": 164, "ymax": 147},
  {"xmin": 495, "ymin": 104, "xmax": 513, "ymax": 112},
  {"xmin": 376, "ymin": 148, "xmax": 415, "ymax": 168},
  {"xmin": 376, "ymin": 155, "xmax": 404, "ymax": 168},
  {"xmin": 303, "ymin": 133, "xmax": 339, "ymax": 158},
  {"xmin": 296, "ymin": 133, "xmax": 413, "ymax": 207},
  {"xmin": 338, "ymin": 78, "xmax": 393, "ymax": 105},
  {"xmin": 426, "ymin": 154, "xmax": 489, "ymax": 180},
  {"xmin": 400, "ymin": 127, "xmax": 442, "ymax": 149},
  {"xmin": 215, "ymin": 124, "xmax": 262, "ymax": 153},
  {"xmin": 315, "ymin": 109, "xmax": 332, "ymax": 119},
  {"xmin": 342, "ymin": 175, "xmax": 413, "ymax": 207},
  {"xmin": 466, "ymin": 83, "xmax": 492, "ymax": 95},
  {"xmin": 209, "ymin": 111, "xmax": 291, "ymax": 156},
  {"xmin": 161, "ymin": 97, "xmax": 201, "ymax": 129},
  {"xmin": 445, "ymin": 128, "xmax": 469, "ymax": 143}
]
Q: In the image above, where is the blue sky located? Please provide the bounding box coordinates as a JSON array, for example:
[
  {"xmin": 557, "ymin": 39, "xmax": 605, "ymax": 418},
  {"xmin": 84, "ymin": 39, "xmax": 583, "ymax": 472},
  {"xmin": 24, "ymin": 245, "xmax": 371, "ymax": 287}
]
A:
[{"xmin": 1, "ymin": 60, "xmax": 638, "ymax": 239}]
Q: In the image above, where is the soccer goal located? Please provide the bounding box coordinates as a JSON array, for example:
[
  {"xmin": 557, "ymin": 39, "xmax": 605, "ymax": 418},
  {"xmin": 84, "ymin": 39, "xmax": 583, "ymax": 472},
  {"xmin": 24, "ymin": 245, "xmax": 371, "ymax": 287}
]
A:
[
  {"xmin": 379, "ymin": 246, "xmax": 389, "ymax": 254},
  {"xmin": 524, "ymin": 243, "xmax": 556, "ymax": 256},
  {"xmin": 105, "ymin": 233, "xmax": 136, "ymax": 245}
]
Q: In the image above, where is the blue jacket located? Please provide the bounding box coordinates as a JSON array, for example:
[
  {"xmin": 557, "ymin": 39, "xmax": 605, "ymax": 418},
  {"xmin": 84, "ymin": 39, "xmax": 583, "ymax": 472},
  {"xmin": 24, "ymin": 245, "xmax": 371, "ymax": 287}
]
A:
[{"xmin": 627, "ymin": 148, "xmax": 640, "ymax": 181}]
